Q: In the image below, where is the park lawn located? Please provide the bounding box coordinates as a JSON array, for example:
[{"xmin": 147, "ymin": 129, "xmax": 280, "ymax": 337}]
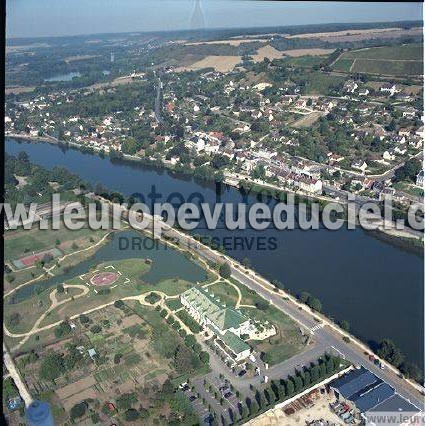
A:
[
  {"xmin": 204, "ymin": 280, "xmax": 239, "ymax": 307},
  {"xmin": 93, "ymin": 258, "xmax": 151, "ymax": 282},
  {"xmin": 126, "ymin": 301, "xmax": 165, "ymax": 329},
  {"xmin": 242, "ymin": 305, "xmax": 307, "ymax": 366},
  {"xmin": 38, "ymin": 260, "xmax": 204, "ymax": 328},
  {"xmin": 4, "ymin": 287, "xmax": 52, "ymax": 334},
  {"xmin": 155, "ymin": 278, "xmax": 200, "ymax": 296},
  {"xmin": 232, "ymin": 278, "xmax": 267, "ymax": 307},
  {"xmin": 4, "ymin": 268, "xmax": 43, "ymax": 292},
  {"xmin": 4, "ymin": 225, "xmax": 108, "ymax": 261},
  {"xmin": 55, "ymin": 286, "xmax": 85, "ymax": 303},
  {"xmin": 165, "ymin": 298, "xmax": 183, "ymax": 311}
]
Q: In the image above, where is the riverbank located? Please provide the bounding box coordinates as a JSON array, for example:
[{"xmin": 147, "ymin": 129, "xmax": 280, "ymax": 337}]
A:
[
  {"xmin": 7, "ymin": 133, "xmax": 423, "ymax": 246},
  {"xmin": 6, "ymin": 135, "xmax": 424, "ymax": 369}
]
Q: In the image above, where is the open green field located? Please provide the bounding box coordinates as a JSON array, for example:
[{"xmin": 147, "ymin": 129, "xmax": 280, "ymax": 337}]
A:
[
  {"xmin": 204, "ymin": 281, "xmax": 239, "ymax": 306},
  {"xmin": 333, "ymin": 43, "xmax": 423, "ymax": 76},
  {"xmin": 293, "ymin": 72, "xmax": 345, "ymax": 95},
  {"xmin": 242, "ymin": 305, "xmax": 307, "ymax": 366},
  {"xmin": 283, "ymin": 55, "xmax": 325, "ymax": 68},
  {"xmin": 4, "ymin": 225, "xmax": 108, "ymax": 261},
  {"xmin": 343, "ymin": 44, "xmax": 423, "ymax": 60},
  {"xmin": 5, "ymin": 287, "xmax": 52, "ymax": 334},
  {"xmin": 332, "ymin": 58, "xmax": 353, "ymax": 72},
  {"xmin": 394, "ymin": 181, "xmax": 425, "ymax": 197},
  {"xmin": 352, "ymin": 59, "xmax": 422, "ymax": 76},
  {"xmin": 7, "ymin": 255, "xmax": 207, "ymax": 333}
]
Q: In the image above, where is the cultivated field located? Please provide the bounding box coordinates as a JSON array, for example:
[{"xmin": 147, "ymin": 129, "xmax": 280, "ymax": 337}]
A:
[
  {"xmin": 333, "ymin": 43, "xmax": 423, "ymax": 76},
  {"xmin": 286, "ymin": 27, "xmax": 422, "ymax": 43},
  {"xmin": 175, "ymin": 55, "xmax": 242, "ymax": 72},
  {"xmin": 183, "ymin": 39, "xmax": 267, "ymax": 46},
  {"xmin": 281, "ymin": 48, "xmax": 335, "ymax": 57},
  {"xmin": 292, "ymin": 111, "xmax": 325, "ymax": 128},
  {"xmin": 64, "ymin": 54, "xmax": 99, "ymax": 63},
  {"xmin": 5, "ymin": 86, "xmax": 35, "ymax": 94},
  {"xmin": 252, "ymin": 45, "xmax": 285, "ymax": 61}
]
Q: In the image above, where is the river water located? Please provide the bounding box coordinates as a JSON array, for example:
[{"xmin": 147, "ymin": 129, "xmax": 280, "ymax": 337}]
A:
[{"xmin": 5, "ymin": 137, "xmax": 424, "ymax": 368}]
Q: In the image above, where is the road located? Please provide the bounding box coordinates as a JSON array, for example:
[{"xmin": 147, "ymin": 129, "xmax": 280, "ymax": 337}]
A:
[
  {"xmin": 154, "ymin": 77, "xmax": 163, "ymax": 124},
  {"xmin": 6, "ymin": 200, "xmax": 423, "ymax": 413},
  {"xmin": 102, "ymin": 201, "xmax": 424, "ymax": 410},
  {"xmin": 156, "ymin": 222, "xmax": 425, "ymax": 411},
  {"xmin": 3, "ymin": 344, "xmax": 33, "ymax": 406}
]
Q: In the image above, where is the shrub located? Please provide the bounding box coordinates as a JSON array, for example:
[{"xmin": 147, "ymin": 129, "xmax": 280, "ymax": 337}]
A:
[
  {"xmin": 125, "ymin": 409, "xmax": 139, "ymax": 421},
  {"xmin": 70, "ymin": 402, "xmax": 87, "ymax": 420},
  {"xmin": 90, "ymin": 325, "xmax": 102, "ymax": 334},
  {"xmin": 199, "ymin": 351, "xmax": 210, "ymax": 364},
  {"xmin": 79, "ymin": 314, "xmax": 90, "ymax": 324},
  {"xmin": 219, "ymin": 263, "xmax": 231, "ymax": 278},
  {"xmin": 54, "ymin": 321, "xmax": 72, "ymax": 338},
  {"xmin": 114, "ymin": 300, "xmax": 125, "ymax": 309},
  {"xmin": 176, "ymin": 310, "xmax": 201, "ymax": 333}
]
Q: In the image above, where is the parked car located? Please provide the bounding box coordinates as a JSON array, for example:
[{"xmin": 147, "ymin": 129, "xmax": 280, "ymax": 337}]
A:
[
  {"xmin": 224, "ymin": 392, "xmax": 232, "ymax": 398},
  {"xmin": 189, "ymin": 395, "xmax": 197, "ymax": 402},
  {"xmin": 203, "ymin": 415, "xmax": 214, "ymax": 424},
  {"xmin": 238, "ymin": 370, "xmax": 246, "ymax": 377}
]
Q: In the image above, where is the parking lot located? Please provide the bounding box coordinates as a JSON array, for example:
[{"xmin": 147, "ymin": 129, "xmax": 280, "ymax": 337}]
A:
[{"xmin": 179, "ymin": 382, "xmax": 213, "ymax": 424}]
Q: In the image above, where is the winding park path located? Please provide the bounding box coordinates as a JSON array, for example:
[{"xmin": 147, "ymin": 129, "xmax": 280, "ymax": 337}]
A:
[
  {"xmin": 202, "ymin": 278, "xmax": 256, "ymax": 310},
  {"xmin": 4, "ymin": 203, "xmax": 424, "ymax": 410},
  {"xmin": 3, "ymin": 288, "xmax": 193, "ymax": 349},
  {"xmin": 5, "ymin": 284, "xmax": 90, "ymax": 350},
  {"xmin": 4, "ymin": 231, "xmax": 112, "ymax": 299}
]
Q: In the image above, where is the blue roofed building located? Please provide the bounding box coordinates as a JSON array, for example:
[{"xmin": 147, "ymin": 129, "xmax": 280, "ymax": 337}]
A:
[
  {"xmin": 330, "ymin": 367, "xmax": 380, "ymax": 400},
  {"xmin": 368, "ymin": 393, "xmax": 421, "ymax": 414},
  {"xmin": 329, "ymin": 367, "xmax": 401, "ymax": 419},
  {"xmin": 353, "ymin": 383, "xmax": 394, "ymax": 413},
  {"xmin": 366, "ymin": 394, "xmax": 421, "ymax": 426}
]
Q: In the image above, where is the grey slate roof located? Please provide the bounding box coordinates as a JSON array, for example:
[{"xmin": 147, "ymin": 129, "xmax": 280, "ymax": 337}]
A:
[
  {"xmin": 331, "ymin": 367, "xmax": 379, "ymax": 399},
  {"xmin": 368, "ymin": 393, "xmax": 421, "ymax": 414},
  {"xmin": 353, "ymin": 383, "xmax": 394, "ymax": 413}
]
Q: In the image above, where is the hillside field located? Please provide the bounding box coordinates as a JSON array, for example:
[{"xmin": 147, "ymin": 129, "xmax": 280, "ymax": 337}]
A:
[{"xmin": 333, "ymin": 43, "xmax": 423, "ymax": 76}]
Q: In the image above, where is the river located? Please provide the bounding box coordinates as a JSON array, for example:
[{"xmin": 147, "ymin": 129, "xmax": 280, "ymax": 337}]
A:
[{"xmin": 5, "ymin": 137, "xmax": 424, "ymax": 368}]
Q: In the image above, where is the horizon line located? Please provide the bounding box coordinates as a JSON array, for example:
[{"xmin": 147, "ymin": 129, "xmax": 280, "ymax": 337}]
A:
[{"xmin": 6, "ymin": 18, "xmax": 423, "ymax": 42}]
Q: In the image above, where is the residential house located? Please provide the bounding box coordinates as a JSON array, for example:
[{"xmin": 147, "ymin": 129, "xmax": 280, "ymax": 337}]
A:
[
  {"xmin": 402, "ymin": 107, "xmax": 417, "ymax": 118},
  {"xmin": 383, "ymin": 150, "xmax": 395, "ymax": 161},
  {"xmin": 398, "ymin": 128, "xmax": 411, "ymax": 137},
  {"xmin": 351, "ymin": 160, "xmax": 368, "ymax": 173},
  {"xmin": 416, "ymin": 170, "xmax": 424, "ymax": 187},
  {"xmin": 344, "ymin": 81, "xmax": 358, "ymax": 93},
  {"xmin": 327, "ymin": 152, "xmax": 345, "ymax": 165},
  {"xmin": 380, "ymin": 83, "xmax": 397, "ymax": 96}
]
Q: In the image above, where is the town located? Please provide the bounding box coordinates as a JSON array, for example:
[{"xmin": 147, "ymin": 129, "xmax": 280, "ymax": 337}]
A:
[
  {"xmin": 4, "ymin": 11, "xmax": 425, "ymax": 426},
  {"xmin": 5, "ymin": 39, "xmax": 424, "ymax": 216}
]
